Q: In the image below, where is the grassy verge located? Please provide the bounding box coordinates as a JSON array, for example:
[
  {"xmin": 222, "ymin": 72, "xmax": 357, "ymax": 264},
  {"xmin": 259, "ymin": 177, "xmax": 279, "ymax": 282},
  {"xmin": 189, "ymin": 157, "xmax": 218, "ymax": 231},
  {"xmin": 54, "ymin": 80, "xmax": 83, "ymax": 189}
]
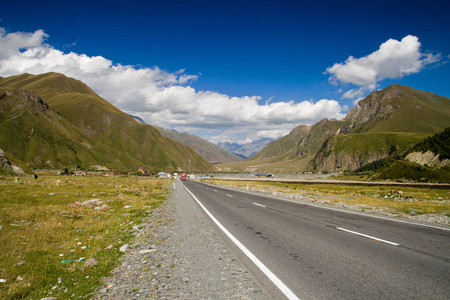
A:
[
  {"xmin": 0, "ymin": 175, "xmax": 171, "ymax": 299},
  {"xmin": 206, "ymin": 180, "xmax": 450, "ymax": 216}
]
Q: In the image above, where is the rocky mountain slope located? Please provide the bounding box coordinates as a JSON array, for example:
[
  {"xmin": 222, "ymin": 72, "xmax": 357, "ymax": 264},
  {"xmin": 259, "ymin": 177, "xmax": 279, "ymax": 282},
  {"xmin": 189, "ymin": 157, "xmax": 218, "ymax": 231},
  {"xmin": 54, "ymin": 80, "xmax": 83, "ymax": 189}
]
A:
[
  {"xmin": 0, "ymin": 73, "xmax": 213, "ymax": 172},
  {"xmin": 310, "ymin": 85, "xmax": 450, "ymax": 172},
  {"xmin": 0, "ymin": 147, "xmax": 33, "ymax": 177},
  {"xmin": 228, "ymin": 85, "xmax": 450, "ymax": 173},
  {"xmin": 157, "ymin": 127, "xmax": 242, "ymax": 164}
]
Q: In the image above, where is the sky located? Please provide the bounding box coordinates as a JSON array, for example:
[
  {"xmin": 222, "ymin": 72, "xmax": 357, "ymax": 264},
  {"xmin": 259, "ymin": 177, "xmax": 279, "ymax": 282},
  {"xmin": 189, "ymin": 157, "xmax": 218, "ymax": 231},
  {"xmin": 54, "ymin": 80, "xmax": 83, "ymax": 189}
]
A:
[{"xmin": 0, "ymin": 0, "xmax": 449, "ymax": 144}]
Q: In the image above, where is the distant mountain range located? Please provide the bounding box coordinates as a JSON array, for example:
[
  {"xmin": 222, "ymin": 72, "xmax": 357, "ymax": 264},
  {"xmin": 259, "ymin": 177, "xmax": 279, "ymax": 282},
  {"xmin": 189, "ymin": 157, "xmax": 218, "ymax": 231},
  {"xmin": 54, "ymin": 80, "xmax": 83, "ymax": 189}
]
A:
[
  {"xmin": 0, "ymin": 72, "xmax": 213, "ymax": 172},
  {"xmin": 225, "ymin": 84, "xmax": 450, "ymax": 174},
  {"xmin": 130, "ymin": 114, "xmax": 270, "ymax": 163},
  {"xmin": 218, "ymin": 138, "xmax": 274, "ymax": 159},
  {"xmin": 156, "ymin": 127, "xmax": 243, "ymax": 164}
]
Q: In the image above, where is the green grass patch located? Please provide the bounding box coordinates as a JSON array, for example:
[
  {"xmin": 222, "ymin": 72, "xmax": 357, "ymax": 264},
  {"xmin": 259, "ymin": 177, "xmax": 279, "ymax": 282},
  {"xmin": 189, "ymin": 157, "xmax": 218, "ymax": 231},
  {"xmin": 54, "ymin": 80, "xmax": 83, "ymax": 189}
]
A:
[{"xmin": 0, "ymin": 175, "xmax": 171, "ymax": 299}]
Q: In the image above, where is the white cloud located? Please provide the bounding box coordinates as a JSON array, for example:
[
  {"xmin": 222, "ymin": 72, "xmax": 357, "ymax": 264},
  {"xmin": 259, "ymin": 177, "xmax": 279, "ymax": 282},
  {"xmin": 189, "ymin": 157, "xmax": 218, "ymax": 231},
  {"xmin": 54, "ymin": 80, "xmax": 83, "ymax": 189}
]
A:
[
  {"xmin": 0, "ymin": 28, "xmax": 345, "ymax": 143},
  {"xmin": 325, "ymin": 35, "xmax": 441, "ymax": 99}
]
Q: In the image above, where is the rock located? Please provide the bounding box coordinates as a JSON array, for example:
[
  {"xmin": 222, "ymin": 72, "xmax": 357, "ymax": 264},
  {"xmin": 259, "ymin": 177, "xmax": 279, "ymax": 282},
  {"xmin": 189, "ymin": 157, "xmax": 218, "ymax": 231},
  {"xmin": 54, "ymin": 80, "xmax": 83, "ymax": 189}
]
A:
[
  {"xmin": 82, "ymin": 199, "xmax": 102, "ymax": 206},
  {"xmin": 119, "ymin": 244, "xmax": 129, "ymax": 252},
  {"xmin": 67, "ymin": 203, "xmax": 75, "ymax": 207},
  {"xmin": 84, "ymin": 258, "xmax": 99, "ymax": 267},
  {"xmin": 0, "ymin": 279, "xmax": 6, "ymax": 283},
  {"xmin": 99, "ymin": 287, "xmax": 108, "ymax": 294},
  {"xmin": 101, "ymin": 205, "xmax": 109, "ymax": 212},
  {"xmin": 139, "ymin": 249, "xmax": 157, "ymax": 254},
  {"xmin": 105, "ymin": 244, "xmax": 113, "ymax": 250},
  {"xmin": 49, "ymin": 193, "xmax": 56, "ymax": 196},
  {"xmin": 74, "ymin": 201, "xmax": 82, "ymax": 206},
  {"xmin": 133, "ymin": 225, "xmax": 140, "ymax": 232}
]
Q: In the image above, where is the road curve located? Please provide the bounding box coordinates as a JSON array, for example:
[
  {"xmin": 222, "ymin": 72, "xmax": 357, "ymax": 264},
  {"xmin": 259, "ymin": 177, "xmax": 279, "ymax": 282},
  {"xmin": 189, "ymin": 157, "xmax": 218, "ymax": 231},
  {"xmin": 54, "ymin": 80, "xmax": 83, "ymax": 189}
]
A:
[{"xmin": 182, "ymin": 180, "xmax": 450, "ymax": 300}]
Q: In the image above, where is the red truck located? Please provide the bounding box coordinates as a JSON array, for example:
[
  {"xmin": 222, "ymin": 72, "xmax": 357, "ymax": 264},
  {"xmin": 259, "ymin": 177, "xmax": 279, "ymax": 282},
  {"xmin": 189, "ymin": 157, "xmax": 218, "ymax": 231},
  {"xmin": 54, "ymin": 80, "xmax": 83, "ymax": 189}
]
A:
[{"xmin": 181, "ymin": 173, "xmax": 187, "ymax": 181}]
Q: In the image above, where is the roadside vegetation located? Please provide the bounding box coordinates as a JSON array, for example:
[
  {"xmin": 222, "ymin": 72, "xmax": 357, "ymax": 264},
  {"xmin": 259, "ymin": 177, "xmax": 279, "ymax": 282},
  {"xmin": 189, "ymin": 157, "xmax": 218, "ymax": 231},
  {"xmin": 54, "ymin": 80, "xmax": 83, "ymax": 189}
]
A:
[
  {"xmin": 206, "ymin": 180, "xmax": 450, "ymax": 217},
  {"xmin": 0, "ymin": 175, "xmax": 171, "ymax": 299}
]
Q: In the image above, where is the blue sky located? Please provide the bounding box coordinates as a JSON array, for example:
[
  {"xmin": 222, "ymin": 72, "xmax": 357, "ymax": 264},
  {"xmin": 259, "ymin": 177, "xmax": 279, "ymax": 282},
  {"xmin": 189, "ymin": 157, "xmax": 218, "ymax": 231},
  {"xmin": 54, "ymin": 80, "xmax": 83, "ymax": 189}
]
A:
[{"xmin": 1, "ymin": 0, "xmax": 449, "ymax": 143}]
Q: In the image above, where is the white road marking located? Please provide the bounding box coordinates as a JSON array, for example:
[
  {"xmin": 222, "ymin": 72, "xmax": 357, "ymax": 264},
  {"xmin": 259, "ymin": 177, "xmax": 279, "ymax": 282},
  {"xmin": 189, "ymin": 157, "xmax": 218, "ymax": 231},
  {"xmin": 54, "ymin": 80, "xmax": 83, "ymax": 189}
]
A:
[
  {"xmin": 337, "ymin": 227, "xmax": 400, "ymax": 246},
  {"xmin": 184, "ymin": 185, "xmax": 300, "ymax": 300},
  {"xmin": 253, "ymin": 202, "xmax": 266, "ymax": 208},
  {"xmin": 227, "ymin": 194, "xmax": 233, "ymax": 197},
  {"xmin": 173, "ymin": 182, "xmax": 176, "ymax": 189}
]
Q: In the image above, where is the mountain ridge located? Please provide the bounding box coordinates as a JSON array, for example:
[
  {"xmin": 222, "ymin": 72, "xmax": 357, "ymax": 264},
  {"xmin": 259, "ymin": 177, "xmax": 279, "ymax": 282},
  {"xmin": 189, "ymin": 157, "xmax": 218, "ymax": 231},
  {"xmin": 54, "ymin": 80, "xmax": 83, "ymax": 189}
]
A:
[
  {"xmin": 0, "ymin": 73, "xmax": 213, "ymax": 172},
  {"xmin": 220, "ymin": 84, "xmax": 450, "ymax": 173}
]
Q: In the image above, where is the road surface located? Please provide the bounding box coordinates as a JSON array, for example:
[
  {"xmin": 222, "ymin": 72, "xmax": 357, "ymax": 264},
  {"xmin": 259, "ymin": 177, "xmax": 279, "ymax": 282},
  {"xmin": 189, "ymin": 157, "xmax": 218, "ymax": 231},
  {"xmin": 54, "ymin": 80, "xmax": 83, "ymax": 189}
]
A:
[{"xmin": 181, "ymin": 180, "xmax": 450, "ymax": 299}]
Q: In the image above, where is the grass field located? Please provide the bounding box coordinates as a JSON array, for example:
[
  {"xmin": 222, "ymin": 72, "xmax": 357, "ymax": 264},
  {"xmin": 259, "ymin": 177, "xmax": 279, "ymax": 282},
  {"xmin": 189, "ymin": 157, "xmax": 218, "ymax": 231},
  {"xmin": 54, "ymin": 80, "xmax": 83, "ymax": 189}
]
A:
[
  {"xmin": 206, "ymin": 180, "xmax": 450, "ymax": 216},
  {"xmin": 0, "ymin": 175, "xmax": 171, "ymax": 299}
]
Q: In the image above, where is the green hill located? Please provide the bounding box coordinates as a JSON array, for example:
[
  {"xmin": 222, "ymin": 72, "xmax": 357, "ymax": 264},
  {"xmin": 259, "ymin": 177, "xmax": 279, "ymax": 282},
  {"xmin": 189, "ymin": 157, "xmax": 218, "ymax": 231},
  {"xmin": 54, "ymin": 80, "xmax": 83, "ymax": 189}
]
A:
[
  {"xmin": 0, "ymin": 73, "xmax": 213, "ymax": 172},
  {"xmin": 366, "ymin": 128, "xmax": 450, "ymax": 183}
]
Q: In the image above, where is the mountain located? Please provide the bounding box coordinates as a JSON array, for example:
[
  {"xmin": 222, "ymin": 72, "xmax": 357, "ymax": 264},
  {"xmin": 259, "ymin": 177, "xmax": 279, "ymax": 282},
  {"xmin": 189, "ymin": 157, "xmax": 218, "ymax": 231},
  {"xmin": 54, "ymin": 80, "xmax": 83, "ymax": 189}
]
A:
[
  {"xmin": 250, "ymin": 119, "xmax": 343, "ymax": 162},
  {"xmin": 217, "ymin": 138, "xmax": 274, "ymax": 159},
  {"xmin": 0, "ymin": 73, "xmax": 213, "ymax": 172},
  {"xmin": 220, "ymin": 85, "xmax": 450, "ymax": 174},
  {"xmin": 0, "ymin": 90, "xmax": 122, "ymax": 170},
  {"xmin": 156, "ymin": 127, "xmax": 243, "ymax": 164},
  {"xmin": 310, "ymin": 85, "xmax": 450, "ymax": 172}
]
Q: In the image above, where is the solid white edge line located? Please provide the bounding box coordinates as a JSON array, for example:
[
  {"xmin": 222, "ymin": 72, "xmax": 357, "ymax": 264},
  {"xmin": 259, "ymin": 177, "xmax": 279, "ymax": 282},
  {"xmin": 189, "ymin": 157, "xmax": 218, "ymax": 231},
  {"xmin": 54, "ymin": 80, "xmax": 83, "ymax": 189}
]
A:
[
  {"xmin": 337, "ymin": 227, "xmax": 400, "ymax": 246},
  {"xmin": 197, "ymin": 181, "xmax": 450, "ymax": 232},
  {"xmin": 253, "ymin": 202, "xmax": 266, "ymax": 208},
  {"xmin": 183, "ymin": 184, "xmax": 300, "ymax": 300},
  {"xmin": 173, "ymin": 182, "xmax": 176, "ymax": 190}
]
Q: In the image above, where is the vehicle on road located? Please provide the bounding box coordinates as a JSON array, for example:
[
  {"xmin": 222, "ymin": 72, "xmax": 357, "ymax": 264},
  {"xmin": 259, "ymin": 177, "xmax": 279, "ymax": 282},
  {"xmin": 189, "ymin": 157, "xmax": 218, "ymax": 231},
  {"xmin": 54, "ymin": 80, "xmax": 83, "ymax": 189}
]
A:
[
  {"xmin": 254, "ymin": 173, "xmax": 273, "ymax": 177},
  {"xmin": 181, "ymin": 173, "xmax": 187, "ymax": 181}
]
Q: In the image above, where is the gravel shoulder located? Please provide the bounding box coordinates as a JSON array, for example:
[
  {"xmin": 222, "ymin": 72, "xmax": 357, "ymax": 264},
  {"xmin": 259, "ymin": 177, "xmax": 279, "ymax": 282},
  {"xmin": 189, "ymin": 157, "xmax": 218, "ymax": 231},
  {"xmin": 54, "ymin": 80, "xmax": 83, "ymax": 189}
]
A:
[{"xmin": 95, "ymin": 180, "xmax": 269, "ymax": 299}]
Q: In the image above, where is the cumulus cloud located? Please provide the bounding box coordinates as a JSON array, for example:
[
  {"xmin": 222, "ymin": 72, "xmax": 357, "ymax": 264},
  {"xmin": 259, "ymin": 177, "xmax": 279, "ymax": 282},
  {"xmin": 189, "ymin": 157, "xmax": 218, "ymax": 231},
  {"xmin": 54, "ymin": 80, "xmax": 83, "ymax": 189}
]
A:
[
  {"xmin": 325, "ymin": 35, "xmax": 441, "ymax": 99},
  {"xmin": 0, "ymin": 28, "xmax": 345, "ymax": 143}
]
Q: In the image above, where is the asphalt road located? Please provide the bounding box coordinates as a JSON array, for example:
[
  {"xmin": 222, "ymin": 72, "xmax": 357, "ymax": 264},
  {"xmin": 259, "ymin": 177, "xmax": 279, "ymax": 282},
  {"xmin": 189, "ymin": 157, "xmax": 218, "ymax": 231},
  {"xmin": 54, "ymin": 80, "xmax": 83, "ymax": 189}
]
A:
[{"xmin": 181, "ymin": 180, "xmax": 450, "ymax": 300}]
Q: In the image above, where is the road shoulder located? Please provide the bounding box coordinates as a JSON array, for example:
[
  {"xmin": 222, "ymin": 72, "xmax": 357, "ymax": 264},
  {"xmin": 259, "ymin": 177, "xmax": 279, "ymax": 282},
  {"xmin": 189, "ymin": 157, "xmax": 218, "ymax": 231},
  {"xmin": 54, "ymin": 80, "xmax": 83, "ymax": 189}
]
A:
[{"xmin": 95, "ymin": 180, "xmax": 269, "ymax": 299}]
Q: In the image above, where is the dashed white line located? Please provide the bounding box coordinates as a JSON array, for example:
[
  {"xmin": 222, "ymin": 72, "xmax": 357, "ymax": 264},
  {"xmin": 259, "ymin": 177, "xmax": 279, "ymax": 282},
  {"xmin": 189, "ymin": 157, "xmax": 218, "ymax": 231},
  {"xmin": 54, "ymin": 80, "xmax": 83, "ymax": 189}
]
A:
[
  {"xmin": 337, "ymin": 227, "xmax": 400, "ymax": 246},
  {"xmin": 227, "ymin": 194, "xmax": 233, "ymax": 197},
  {"xmin": 184, "ymin": 185, "xmax": 300, "ymax": 300},
  {"xmin": 253, "ymin": 202, "xmax": 266, "ymax": 208}
]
